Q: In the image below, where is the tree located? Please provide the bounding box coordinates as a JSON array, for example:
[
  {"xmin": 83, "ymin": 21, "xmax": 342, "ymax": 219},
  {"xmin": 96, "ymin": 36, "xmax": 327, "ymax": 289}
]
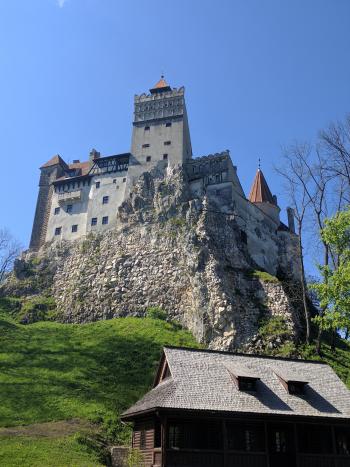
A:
[
  {"xmin": 276, "ymin": 146, "xmax": 312, "ymax": 343},
  {"xmin": 320, "ymin": 114, "xmax": 350, "ymax": 197},
  {"xmin": 0, "ymin": 228, "xmax": 21, "ymax": 283},
  {"xmin": 312, "ymin": 209, "xmax": 350, "ymax": 349}
]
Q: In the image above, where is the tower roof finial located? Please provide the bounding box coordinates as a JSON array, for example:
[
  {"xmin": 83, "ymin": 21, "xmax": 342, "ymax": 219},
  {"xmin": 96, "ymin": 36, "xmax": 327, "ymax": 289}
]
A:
[{"xmin": 258, "ymin": 157, "xmax": 261, "ymax": 170}]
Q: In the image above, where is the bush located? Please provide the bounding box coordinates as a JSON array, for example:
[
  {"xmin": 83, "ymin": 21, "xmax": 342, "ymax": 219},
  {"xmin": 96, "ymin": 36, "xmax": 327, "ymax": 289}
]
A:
[
  {"xmin": 18, "ymin": 295, "xmax": 57, "ymax": 324},
  {"xmin": 258, "ymin": 315, "xmax": 292, "ymax": 339},
  {"xmin": 128, "ymin": 449, "xmax": 145, "ymax": 467},
  {"xmin": 146, "ymin": 306, "xmax": 167, "ymax": 321}
]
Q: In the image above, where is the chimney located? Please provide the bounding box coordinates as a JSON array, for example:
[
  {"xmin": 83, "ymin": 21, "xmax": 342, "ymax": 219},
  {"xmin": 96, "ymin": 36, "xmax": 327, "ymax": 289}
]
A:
[
  {"xmin": 287, "ymin": 207, "xmax": 295, "ymax": 233},
  {"xmin": 89, "ymin": 148, "xmax": 100, "ymax": 163}
]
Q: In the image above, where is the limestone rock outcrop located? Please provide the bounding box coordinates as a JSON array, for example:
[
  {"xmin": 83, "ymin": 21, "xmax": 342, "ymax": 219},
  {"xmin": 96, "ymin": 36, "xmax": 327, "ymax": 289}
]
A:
[{"xmin": 3, "ymin": 166, "xmax": 303, "ymax": 350}]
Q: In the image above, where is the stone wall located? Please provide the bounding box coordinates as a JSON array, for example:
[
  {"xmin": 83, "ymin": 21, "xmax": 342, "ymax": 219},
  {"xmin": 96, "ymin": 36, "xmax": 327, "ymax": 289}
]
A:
[{"xmin": 7, "ymin": 166, "xmax": 304, "ymax": 350}]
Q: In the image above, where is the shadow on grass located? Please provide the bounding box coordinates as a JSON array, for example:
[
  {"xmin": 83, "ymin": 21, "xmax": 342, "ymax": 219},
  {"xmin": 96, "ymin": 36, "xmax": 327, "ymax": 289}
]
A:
[{"xmin": 0, "ymin": 317, "xmax": 193, "ymax": 427}]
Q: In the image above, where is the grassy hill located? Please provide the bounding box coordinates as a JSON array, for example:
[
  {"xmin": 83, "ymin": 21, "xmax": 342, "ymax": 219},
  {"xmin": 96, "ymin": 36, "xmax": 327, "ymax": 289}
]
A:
[
  {"xmin": 1, "ymin": 299, "xmax": 349, "ymax": 466},
  {"xmin": 0, "ymin": 299, "xmax": 199, "ymax": 466}
]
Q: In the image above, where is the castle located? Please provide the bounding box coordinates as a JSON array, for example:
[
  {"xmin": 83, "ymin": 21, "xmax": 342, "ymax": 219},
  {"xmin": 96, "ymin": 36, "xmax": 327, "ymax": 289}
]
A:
[{"xmin": 30, "ymin": 77, "xmax": 299, "ymax": 279}]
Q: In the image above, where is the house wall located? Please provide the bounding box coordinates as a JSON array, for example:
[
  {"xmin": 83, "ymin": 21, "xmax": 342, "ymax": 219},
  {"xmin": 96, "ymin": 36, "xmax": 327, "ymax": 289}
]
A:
[
  {"xmin": 132, "ymin": 418, "xmax": 156, "ymax": 467},
  {"xmin": 128, "ymin": 413, "xmax": 350, "ymax": 467}
]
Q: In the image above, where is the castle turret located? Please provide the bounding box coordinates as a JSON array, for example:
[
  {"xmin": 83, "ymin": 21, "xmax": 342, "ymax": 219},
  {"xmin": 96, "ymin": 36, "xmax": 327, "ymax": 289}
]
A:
[
  {"xmin": 248, "ymin": 168, "xmax": 280, "ymax": 225},
  {"xmin": 129, "ymin": 76, "xmax": 192, "ymax": 181}
]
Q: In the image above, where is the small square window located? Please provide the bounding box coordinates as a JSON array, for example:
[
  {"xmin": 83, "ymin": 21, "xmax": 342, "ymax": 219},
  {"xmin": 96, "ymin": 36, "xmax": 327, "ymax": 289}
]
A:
[
  {"xmin": 142, "ymin": 143, "xmax": 150, "ymax": 148},
  {"xmin": 91, "ymin": 218, "xmax": 97, "ymax": 226},
  {"xmin": 123, "ymin": 178, "xmax": 126, "ymax": 182},
  {"xmin": 164, "ymin": 141, "xmax": 171, "ymax": 146},
  {"xmin": 102, "ymin": 196, "xmax": 109, "ymax": 204},
  {"xmin": 102, "ymin": 216, "xmax": 109, "ymax": 225},
  {"xmin": 66, "ymin": 205, "xmax": 73, "ymax": 213},
  {"xmin": 163, "ymin": 154, "xmax": 168, "ymax": 160},
  {"xmin": 54, "ymin": 207, "xmax": 60, "ymax": 215},
  {"xmin": 96, "ymin": 181, "xmax": 100, "ymax": 189},
  {"xmin": 113, "ymin": 179, "xmax": 116, "ymax": 184},
  {"xmin": 54, "ymin": 227, "xmax": 62, "ymax": 236},
  {"xmin": 144, "ymin": 126, "xmax": 150, "ymax": 131},
  {"xmin": 165, "ymin": 122, "xmax": 172, "ymax": 127},
  {"xmin": 71, "ymin": 224, "xmax": 78, "ymax": 233},
  {"xmin": 146, "ymin": 156, "xmax": 151, "ymax": 162}
]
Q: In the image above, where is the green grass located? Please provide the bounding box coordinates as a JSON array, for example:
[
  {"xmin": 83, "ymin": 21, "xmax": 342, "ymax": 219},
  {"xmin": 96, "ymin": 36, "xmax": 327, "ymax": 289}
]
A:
[
  {"xmin": 0, "ymin": 303, "xmax": 199, "ymax": 465},
  {"xmin": 0, "ymin": 435, "xmax": 104, "ymax": 467},
  {"xmin": 0, "ymin": 312, "xmax": 198, "ymax": 427},
  {"xmin": 249, "ymin": 270, "xmax": 279, "ymax": 282}
]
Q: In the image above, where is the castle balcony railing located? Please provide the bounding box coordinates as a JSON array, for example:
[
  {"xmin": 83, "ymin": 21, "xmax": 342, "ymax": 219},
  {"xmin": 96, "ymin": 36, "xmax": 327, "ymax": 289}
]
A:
[{"xmin": 57, "ymin": 190, "xmax": 82, "ymax": 204}]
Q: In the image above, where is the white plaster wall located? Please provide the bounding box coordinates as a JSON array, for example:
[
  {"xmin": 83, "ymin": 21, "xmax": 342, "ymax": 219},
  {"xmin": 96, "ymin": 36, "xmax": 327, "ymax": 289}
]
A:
[
  {"xmin": 46, "ymin": 170, "xmax": 128, "ymax": 243},
  {"xmin": 86, "ymin": 171, "xmax": 127, "ymax": 233},
  {"xmin": 46, "ymin": 183, "xmax": 90, "ymax": 242}
]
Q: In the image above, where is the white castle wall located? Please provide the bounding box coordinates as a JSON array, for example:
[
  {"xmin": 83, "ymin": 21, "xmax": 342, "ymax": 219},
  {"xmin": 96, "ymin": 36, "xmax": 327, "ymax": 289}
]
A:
[{"xmin": 46, "ymin": 170, "xmax": 128, "ymax": 242}]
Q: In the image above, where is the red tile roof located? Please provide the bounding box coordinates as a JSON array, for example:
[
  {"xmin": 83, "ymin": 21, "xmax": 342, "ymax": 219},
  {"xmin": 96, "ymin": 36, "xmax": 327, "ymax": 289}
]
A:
[
  {"xmin": 248, "ymin": 169, "xmax": 275, "ymax": 205},
  {"xmin": 150, "ymin": 75, "xmax": 171, "ymax": 93},
  {"xmin": 153, "ymin": 76, "xmax": 169, "ymax": 89},
  {"xmin": 68, "ymin": 161, "xmax": 90, "ymax": 176},
  {"xmin": 40, "ymin": 154, "xmax": 68, "ymax": 169}
]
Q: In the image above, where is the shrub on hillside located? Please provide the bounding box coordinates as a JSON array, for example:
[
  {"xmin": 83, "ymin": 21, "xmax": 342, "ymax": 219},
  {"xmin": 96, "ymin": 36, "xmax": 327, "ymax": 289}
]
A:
[{"xmin": 146, "ymin": 306, "xmax": 167, "ymax": 321}]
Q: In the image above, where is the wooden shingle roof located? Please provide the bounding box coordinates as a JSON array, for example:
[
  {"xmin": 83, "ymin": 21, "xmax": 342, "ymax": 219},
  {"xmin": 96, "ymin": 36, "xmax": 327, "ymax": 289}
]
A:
[{"xmin": 121, "ymin": 347, "xmax": 350, "ymax": 420}]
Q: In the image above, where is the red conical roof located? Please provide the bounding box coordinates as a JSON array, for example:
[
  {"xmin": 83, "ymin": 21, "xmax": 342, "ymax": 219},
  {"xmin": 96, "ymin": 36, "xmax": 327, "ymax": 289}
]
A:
[{"xmin": 248, "ymin": 169, "xmax": 276, "ymax": 205}]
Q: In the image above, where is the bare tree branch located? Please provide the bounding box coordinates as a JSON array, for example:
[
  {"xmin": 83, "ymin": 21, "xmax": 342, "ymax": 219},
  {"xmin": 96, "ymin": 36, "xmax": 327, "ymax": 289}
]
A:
[{"xmin": 0, "ymin": 228, "xmax": 22, "ymax": 283}]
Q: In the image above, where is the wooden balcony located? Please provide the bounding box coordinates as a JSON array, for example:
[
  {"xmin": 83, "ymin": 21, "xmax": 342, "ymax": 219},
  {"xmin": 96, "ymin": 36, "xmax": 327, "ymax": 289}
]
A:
[{"xmin": 57, "ymin": 190, "xmax": 81, "ymax": 204}]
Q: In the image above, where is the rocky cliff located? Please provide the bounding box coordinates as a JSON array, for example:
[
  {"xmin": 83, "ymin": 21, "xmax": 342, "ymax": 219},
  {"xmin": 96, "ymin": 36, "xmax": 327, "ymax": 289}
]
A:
[{"xmin": 3, "ymin": 166, "xmax": 303, "ymax": 350}]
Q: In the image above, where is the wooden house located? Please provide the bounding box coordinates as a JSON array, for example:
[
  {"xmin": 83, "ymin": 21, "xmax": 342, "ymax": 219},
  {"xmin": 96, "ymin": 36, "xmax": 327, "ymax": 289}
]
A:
[{"xmin": 121, "ymin": 346, "xmax": 350, "ymax": 467}]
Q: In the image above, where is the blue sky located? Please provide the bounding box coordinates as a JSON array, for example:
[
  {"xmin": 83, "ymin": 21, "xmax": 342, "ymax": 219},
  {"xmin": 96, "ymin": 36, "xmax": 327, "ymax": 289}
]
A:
[{"xmin": 1, "ymin": 0, "xmax": 349, "ymax": 269}]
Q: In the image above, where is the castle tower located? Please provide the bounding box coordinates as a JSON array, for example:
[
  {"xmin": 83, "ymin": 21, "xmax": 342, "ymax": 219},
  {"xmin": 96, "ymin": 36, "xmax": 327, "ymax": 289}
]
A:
[
  {"xmin": 128, "ymin": 76, "xmax": 192, "ymax": 183},
  {"xmin": 29, "ymin": 155, "xmax": 68, "ymax": 250},
  {"xmin": 248, "ymin": 168, "xmax": 280, "ymax": 225}
]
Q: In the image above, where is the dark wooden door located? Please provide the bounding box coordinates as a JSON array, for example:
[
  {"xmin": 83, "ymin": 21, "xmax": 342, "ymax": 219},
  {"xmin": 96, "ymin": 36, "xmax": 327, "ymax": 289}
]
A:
[{"xmin": 267, "ymin": 423, "xmax": 296, "ymax": 467}]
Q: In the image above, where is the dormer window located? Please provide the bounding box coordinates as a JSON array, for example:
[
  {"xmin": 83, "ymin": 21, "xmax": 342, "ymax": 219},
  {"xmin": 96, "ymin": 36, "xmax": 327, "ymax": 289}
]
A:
[
  {"xmin": 226, "ymin": 365, "xmax": 259, "ymax": 392},
  {"xmin": 238, "ymin": 377, "xmax": 257, "ymax": 391},
  {"xmin": 287, "ymin": 381, "xmax": 307, "ymax": 395},
  {"xmin": 275, "ymin": 371, "xmax": 308, "ymax": 395}
]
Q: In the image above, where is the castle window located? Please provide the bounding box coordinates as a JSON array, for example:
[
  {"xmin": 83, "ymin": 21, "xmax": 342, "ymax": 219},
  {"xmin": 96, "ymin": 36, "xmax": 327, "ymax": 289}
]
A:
[
  {"xmin": 144, "ymin": 126, "xmax": 150, "ymax": 131},
  {"xmin": 123, "ymin": 178, "xmax": 126, "ymax": 182},
  {"xmin": 91, "ymin": 218, "xmax": 97, "ymax": 226},
  {"xmin": 215, "ymin": 173, "xmax": 221, "ymax": 183},
  {"xmin": 165, "ymin": 122, "xmax": 172, "ymax": 127},
  {"xmin": 96, "ymin": 181, "xmax": 100, "ymax": 189},
  {"xmin": 146, "ymin": 156, "xmax": 151, "ymax": 162},
  {"xmin": 66, "ymin": 205, "xmax": 73, "ymax": 213},
  {"xmin": 102, "ymin": 216, "xmax": 109, "ymax": 225},
  {"xmin": 102, "ymin": 196, "xmax": 109, "ymax": 204},
  {"xmin": 113, "ymin": 179, "xmax": 116, "ymax": 184},
  {"xmin": 142, "ymin": 144, "xmax": 150, "ymax": 148},
  {"xmin": 54, "ymin": 207, "xmax": 60, "ymax": 215},
  {"xmin": 163, "ymin": 154, "xmax": 168, "ymax": 160},
  {"xmin": 164, "ymin": 141, "xmax": 171, "ymax": 146},
  {"xmin": 54, "ymin": 227, "xmax": 62, "ymax": 236},
  {"xmin": 71, "ymin": 224, "xmax": 78, "ymax": 233}
]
